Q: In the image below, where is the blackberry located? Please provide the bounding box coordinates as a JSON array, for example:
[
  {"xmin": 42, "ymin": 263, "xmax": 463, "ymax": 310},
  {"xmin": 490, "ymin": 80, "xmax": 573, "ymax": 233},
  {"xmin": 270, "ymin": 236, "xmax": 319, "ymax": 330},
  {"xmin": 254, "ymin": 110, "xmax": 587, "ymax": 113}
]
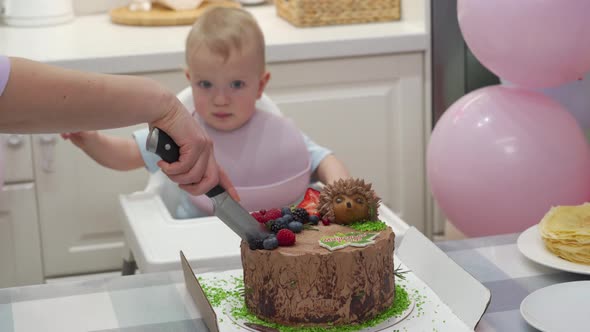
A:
[
  {"xmin": 270, "ymin": 222, "xmax": 285, "ymax": 233},
  {"xmin": 248, "ymin": 238, "xmax": 264, "ymax": 250},
  {"xmin": 292, "ymin": 208, "xmax": 309, "ymax": 224}
]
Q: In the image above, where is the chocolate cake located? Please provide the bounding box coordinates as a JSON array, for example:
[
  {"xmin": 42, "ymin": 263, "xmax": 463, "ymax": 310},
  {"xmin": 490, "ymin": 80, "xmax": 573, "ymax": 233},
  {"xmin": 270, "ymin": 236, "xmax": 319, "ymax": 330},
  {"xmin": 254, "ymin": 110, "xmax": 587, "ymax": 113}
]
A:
[{"xmin": 240, "ymin": 223, "xmax": 396, "ymax": 327}]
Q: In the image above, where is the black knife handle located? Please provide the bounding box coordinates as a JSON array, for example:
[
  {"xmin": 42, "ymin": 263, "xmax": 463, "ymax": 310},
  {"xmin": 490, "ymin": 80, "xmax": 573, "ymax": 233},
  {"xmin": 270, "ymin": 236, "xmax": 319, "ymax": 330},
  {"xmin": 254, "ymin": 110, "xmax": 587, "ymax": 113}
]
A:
[
  {"xmin": 150, "ymin": 128, "xmax": 226, "ymax": 197},
  {"xmin": 205, "ymin": 184, "xmax": 225, "ymax": 198},
  {"xmin": 153, "ymin": 128, "xmax": 180, "ymax": 163}
]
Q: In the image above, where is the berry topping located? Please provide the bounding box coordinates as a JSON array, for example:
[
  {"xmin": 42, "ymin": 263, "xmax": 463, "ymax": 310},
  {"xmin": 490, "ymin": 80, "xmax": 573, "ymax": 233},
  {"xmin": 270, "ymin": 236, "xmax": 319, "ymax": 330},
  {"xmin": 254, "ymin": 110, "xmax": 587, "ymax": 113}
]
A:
[
  {"xmin": 263, "ymin": 236, "xmax": 279, "ymax": 250},
  {"xmin": 309, "ymin": 215, "xmax": 320, "ymax": 225},
  {"xmin": 276, "ymin": 229, "xmax": 296, "ymax": 246},
  {"xmin": 281, "ymin": 207, "xmax": 292, "ymax": 216},
  {"xmin": 288, "ymin": 221, "xmax": 303, "ymax": 233},
  {"xmin": 250, "ymin": 211, "xmax": 267, "ymax": 224},
  {"xmin": 248, "ymin": 238, "xmax": 264, "ymax": 250},
  {"xmin": 297, "ymin": 188, "xmax": 321, "ymax": 216},
  {"xmin": 265, "ymin": 208, "xmax": 282, "ymax": 221},
  {"xmin": 292, "ymin": 207, "xmax": 309, "ymax": 224}
]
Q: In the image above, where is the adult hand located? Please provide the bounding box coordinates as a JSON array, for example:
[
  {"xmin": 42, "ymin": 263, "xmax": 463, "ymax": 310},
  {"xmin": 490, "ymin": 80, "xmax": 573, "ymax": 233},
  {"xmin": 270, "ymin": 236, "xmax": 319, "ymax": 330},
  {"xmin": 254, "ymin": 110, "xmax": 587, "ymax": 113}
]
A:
[{"xmin": 150, "ymin": 99, "xmax": 239, "ymax": 200}]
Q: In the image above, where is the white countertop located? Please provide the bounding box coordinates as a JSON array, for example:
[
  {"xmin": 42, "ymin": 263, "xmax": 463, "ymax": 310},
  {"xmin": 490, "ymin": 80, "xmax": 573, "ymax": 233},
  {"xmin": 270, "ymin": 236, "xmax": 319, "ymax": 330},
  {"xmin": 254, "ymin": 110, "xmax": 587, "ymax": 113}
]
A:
[{"xmin": 0, "ymin": 5, "xmax": 428, "ymax": 74}]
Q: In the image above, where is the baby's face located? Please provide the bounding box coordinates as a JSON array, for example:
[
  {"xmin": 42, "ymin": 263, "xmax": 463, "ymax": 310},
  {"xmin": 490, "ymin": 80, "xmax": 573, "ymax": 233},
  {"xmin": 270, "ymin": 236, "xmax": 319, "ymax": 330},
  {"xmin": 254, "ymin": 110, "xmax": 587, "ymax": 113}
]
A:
[{"xmin": 186, "ymin": 46, "xmax": 268, "ymax": 132}]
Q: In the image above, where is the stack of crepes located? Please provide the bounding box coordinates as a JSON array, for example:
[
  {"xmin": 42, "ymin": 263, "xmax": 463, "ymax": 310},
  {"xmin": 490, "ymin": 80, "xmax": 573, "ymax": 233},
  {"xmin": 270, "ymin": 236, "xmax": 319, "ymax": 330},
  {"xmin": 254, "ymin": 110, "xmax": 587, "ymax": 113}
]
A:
[{"xmin": 539, "ymin": 203, "xmax": 590, "ymax": 265}]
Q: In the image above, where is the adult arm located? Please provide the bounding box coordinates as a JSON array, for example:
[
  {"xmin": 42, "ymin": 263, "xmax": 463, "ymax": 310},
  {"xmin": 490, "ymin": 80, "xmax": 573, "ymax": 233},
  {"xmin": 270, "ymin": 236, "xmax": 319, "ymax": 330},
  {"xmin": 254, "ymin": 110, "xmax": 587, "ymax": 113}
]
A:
[{"xmin": 0, "ymin": 57, "xmax": 236, "ymax": 197}]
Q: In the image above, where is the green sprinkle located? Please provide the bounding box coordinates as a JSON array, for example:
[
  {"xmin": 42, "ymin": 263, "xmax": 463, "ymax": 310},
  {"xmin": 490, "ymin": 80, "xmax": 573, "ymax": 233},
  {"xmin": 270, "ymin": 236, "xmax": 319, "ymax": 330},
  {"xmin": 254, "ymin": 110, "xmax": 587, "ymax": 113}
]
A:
[
  {"xmin": 199, "ymin": 276, "xmax": 412, "ymax": 332},
  {"xmin": 348, "ymin": 220, "xmax": 387, "ymax": 232}
]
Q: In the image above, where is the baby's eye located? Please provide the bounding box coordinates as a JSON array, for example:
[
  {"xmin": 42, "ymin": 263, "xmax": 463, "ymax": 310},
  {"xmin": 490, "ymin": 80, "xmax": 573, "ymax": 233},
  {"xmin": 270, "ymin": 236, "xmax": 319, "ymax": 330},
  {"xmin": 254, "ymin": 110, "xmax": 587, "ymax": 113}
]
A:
[
  {"xmin": 197, "ymin": 80, "xmax": 212, "ymax": 89},
  {"xmin": 230, "ymin": 80, "xmax": 245, "ymax": 89}
]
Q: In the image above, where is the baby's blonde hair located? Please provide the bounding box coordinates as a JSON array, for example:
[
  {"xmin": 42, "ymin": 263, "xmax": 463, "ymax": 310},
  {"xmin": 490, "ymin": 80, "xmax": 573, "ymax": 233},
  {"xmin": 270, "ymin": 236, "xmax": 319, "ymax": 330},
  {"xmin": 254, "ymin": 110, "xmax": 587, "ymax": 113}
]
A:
[{"xmin": 185, "ymin": 7, "xmax": 265, "ymax": 71}]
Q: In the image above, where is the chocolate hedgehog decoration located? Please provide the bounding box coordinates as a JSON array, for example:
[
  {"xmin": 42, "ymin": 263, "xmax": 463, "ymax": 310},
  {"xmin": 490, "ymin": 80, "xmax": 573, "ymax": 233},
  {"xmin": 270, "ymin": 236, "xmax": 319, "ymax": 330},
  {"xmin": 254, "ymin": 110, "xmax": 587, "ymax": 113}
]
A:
[{"xmin": 318, "ymin": 178, "xmax": 381, "ymax": 225}]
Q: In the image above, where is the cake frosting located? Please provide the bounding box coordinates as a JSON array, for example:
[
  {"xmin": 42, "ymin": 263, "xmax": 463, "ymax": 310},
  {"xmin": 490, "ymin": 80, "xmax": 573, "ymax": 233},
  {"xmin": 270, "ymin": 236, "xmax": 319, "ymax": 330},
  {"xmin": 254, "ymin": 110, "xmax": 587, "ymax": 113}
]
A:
[{"xmin": 240, "ymin": 223, "xmax": 396, "ymax": 327}]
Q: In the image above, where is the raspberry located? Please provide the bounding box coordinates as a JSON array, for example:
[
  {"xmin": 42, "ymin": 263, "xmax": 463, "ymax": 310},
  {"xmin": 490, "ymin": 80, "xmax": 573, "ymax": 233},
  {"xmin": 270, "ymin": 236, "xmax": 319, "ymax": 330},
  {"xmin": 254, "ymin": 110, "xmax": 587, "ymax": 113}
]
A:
[
  {"xmin": 321, "ymin": 218, "xmax": 331, "ymax": 226},
  {"xmin": 265, "ymin": 208, "xmax": 282, "ymax": 221},
  {"xmin": 250, "ymin": 211, "xmax": 267, "ymax": 224},
  {"xmin": 276, "ymin": 229, "xmax": 296, "ymax": 246}
]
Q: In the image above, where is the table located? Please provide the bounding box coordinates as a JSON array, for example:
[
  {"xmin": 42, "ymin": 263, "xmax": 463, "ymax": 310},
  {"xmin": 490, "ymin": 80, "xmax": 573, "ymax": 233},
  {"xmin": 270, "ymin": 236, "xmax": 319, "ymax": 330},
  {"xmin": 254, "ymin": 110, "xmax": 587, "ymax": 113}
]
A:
[
  {"xmin": 437, "ymin": 233, "xmax": 590, "ymax": 332},
  {"xmin": 1, "ymin": 232, "xmax": 588, "ymax": 331}
]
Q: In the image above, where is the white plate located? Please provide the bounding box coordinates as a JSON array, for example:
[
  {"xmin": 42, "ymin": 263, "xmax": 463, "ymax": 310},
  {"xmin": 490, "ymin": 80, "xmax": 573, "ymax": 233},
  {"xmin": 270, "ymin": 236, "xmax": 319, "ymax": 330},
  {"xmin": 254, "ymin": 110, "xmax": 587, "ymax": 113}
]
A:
[
  {"xmin": 517, "ymin": 225, "xmax": 590, "ymax": 275},
  {"xmin": 521, "ymin": 281, "xmax": 590, "ymax": 332},
  {"xmin": 224, "ymin": 298, "xmax": 415, "ymax": 332}
]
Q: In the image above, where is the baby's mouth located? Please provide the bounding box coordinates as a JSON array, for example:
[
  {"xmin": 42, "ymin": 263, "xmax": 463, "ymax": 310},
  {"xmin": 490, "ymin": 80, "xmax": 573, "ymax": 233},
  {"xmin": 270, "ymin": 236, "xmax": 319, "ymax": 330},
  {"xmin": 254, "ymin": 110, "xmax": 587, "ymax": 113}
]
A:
[{"xmin": 212, "ymin": 113, "xmax": 233, "ymax": 119}]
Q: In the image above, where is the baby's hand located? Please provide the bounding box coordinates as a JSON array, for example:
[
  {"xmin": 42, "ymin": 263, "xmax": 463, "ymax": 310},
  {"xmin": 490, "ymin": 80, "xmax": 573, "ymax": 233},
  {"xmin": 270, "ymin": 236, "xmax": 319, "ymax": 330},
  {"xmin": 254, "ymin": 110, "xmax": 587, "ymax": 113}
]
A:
[{"xmin": 61, "ymin": 131, "xmax": 99, "ymax": 149}]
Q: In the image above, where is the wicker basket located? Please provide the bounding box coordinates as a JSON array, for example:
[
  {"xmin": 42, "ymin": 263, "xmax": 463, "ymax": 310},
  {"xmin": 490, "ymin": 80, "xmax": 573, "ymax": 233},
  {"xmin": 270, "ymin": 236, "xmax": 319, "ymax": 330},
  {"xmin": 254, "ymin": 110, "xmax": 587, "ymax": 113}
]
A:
[{"xmin": 275, "ymin": 0, "xmax": 401, "ymax": 27}]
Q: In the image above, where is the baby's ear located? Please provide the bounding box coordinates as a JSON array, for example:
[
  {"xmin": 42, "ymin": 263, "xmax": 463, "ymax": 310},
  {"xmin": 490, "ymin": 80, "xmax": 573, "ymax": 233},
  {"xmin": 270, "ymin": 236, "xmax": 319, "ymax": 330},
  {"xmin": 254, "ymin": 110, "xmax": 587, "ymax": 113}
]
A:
[
  {"xmin": 257, "ymin": 71, "xmax": 271, "ymax": 99},
  {"xmin": 184, "ymin": 68, "xmax": 191, "ymax": 82}
]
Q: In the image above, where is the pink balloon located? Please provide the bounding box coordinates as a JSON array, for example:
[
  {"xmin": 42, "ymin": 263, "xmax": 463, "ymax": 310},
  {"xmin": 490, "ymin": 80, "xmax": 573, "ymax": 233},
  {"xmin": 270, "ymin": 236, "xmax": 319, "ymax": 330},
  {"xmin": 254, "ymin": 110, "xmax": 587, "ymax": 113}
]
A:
[
  {"xmin": 458, "ymin": 0, "xmax": 590, "ymax": 89},
  {"xmin": 504, "ymin": 72, "xmax": 590, "ymax": 131},
  {"xmin": 427, "ymin": 86, "xmax": 590, "ymax": 237}
]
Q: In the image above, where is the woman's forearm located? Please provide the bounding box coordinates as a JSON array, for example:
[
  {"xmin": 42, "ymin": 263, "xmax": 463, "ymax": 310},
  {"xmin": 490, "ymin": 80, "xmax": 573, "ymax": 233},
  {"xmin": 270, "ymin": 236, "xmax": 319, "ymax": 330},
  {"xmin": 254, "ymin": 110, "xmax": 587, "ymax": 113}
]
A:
[{"xmin": 0, "ymin": 57, "xmax": 175, "ymax": 133}]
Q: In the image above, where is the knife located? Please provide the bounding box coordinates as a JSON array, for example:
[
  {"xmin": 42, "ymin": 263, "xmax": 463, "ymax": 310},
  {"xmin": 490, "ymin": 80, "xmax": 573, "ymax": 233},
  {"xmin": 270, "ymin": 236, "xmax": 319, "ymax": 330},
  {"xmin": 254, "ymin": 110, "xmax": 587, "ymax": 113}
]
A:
[{"xmin": 146, "ymin": 127, "xmax": 271, "ymax": 248}]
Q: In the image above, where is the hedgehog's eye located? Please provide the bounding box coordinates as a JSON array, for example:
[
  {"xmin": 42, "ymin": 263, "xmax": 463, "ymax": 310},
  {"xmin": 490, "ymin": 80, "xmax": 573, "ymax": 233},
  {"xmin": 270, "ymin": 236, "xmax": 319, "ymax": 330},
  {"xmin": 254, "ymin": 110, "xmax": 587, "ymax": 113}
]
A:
[
  {"xmin": 335, "ymin": 196, "xmax": 344, "ymax": 204},
  {"xmin": 355, "ymin": 197, "xmax": 364, "ymax": 204}
]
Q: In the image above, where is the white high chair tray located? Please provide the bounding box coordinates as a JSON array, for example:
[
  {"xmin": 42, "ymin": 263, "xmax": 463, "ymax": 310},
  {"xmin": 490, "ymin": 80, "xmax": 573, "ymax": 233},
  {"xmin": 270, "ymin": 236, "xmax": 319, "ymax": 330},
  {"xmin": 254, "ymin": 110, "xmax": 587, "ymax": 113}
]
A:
[
  {"xmin": 119, "ymin": 191, "xmax": 243, "ymax": 273},
  {"xmin": 119, "ymin": 191, "xmax": 410, "ymax": 274}
]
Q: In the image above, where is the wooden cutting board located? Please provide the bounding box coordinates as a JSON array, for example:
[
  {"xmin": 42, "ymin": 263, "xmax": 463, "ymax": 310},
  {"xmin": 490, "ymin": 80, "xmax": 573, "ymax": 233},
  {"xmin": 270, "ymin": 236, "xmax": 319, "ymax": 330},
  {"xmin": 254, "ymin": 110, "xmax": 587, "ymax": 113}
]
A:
[{"xmin": 110, "ymin": 1, "xmax": 241, "ymax": 26}]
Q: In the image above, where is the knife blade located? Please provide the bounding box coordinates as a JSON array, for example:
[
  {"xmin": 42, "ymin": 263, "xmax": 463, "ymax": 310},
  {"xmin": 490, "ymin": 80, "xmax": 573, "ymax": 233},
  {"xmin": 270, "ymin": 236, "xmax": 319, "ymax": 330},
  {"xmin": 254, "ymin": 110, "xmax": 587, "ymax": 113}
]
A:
[{"xmin": 146, "ymin": 127, "xmax": 271, "ymax": 247}]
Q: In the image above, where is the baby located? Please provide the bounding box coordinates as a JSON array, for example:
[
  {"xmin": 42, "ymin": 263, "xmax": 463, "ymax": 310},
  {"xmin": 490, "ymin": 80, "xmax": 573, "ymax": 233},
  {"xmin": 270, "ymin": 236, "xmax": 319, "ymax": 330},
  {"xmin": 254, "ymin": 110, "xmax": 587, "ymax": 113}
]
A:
[{"xmin": 63, "ymin": 7, "xmax": 349, "ymax": 218}]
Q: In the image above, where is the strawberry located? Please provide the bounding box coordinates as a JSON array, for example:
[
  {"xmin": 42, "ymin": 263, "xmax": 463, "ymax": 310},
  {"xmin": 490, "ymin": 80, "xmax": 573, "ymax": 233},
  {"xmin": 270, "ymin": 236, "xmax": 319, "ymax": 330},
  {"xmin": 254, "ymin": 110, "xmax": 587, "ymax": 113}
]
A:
[
  {"xmin": 276, "ymin": 229, "xmax": 296, "ymax": 246},
  {"xmin": 297, "ymin": 188, "xmax": 321, "ymax": 216}
]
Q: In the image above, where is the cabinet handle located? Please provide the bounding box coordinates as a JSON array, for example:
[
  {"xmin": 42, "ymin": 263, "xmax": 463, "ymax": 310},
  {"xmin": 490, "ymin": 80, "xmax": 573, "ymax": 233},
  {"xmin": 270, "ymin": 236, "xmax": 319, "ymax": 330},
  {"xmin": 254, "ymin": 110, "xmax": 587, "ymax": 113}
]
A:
[
  {"xmin": 38, "ymin": 134, "xmax": 58, "ymax": 173},
  {"xmin": 5, "ymin": 134, "xmax": 25, "ymax": 148}
]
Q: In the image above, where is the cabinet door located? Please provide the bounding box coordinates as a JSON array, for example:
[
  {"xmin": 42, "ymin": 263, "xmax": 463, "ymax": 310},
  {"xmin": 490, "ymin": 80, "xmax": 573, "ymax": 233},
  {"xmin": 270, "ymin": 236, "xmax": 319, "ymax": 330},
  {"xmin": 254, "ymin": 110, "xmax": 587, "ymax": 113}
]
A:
[
  {"xmin": 2, "ymin": 134, "xmax": 34, "ymax": 183},
  {"xmin": 0, "ymin": 183, "xmax": 44, "ymax": 287},
  {"xmin": 267, "ymin": 54, "xmax": 426, "ymax": 231},
  {"xmin": 32, "ymin": 128, "xmax": 149, "ymax": 277}
]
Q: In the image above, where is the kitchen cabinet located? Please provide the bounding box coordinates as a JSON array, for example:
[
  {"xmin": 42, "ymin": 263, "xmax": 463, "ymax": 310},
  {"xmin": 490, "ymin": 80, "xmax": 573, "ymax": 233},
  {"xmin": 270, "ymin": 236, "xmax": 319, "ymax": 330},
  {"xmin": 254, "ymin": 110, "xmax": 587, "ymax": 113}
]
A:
[
  {"xmin": 0, "ymin": 135, "xmax": 44, "ymax": 288},
  {"xmin": 32, "ymin": 128, "xmax": 149, "ymax": 277}
]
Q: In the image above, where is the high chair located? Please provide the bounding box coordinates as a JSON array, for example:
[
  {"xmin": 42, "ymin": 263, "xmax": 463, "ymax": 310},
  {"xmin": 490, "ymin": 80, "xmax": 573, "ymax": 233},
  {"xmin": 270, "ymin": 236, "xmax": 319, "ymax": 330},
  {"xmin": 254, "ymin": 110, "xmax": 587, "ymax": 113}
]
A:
[{"xmin": 118, "ymin": 87, "xmax": 410, "ymax": 275}]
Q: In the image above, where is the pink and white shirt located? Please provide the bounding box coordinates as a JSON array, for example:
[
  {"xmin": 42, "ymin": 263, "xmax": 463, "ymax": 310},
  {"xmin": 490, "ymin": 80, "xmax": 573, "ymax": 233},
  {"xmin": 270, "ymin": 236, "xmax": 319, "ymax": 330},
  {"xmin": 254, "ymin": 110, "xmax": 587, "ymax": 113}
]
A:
[{"xmin": 0, "ymin": 56, "xmax": 10, "ymax": 96}]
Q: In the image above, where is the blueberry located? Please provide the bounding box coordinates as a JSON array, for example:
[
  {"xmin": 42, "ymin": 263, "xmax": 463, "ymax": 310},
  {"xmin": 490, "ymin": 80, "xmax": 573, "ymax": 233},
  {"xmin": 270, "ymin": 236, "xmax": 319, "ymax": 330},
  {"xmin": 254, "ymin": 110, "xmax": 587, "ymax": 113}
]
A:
[
  {"xmin": 309, "ymin": 215, "xmax": 320, "ymax": 225},
  {"xmin": 276, "ymin": 218, "xmax": 289, "ymax": 227},
  {"xmin": 263, "ymin": 236, "xmax": 279, "ymax": 250},
  {"xmin": 281, "ymin": 207, "xmax": 292, "ymax": 216},
  {"xmin": 283, "ymin": 214, "xmax": 293, "ymax": 222},
  {"xmin": 288, "ymin": 221, "xmax": 303, "ymax": 233}
]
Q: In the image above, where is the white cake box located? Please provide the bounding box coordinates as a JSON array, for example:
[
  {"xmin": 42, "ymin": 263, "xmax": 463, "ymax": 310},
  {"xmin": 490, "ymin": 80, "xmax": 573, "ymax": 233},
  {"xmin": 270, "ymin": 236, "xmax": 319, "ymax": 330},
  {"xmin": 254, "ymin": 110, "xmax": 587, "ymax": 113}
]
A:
[{"xmin": 181, "ymin": 227, "xmax": 491, "ymax": 332}]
